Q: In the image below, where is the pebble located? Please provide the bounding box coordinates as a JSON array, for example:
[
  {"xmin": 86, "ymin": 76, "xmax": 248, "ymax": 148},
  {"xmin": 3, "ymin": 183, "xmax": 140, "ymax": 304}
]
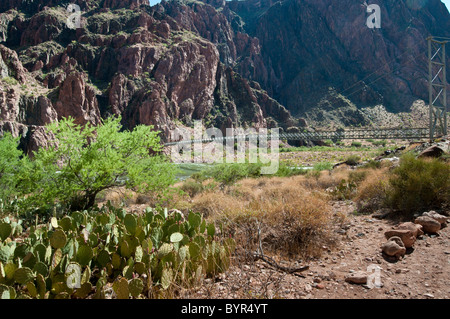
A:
[
  {"xmin": 423, "ymin": 293, "xmax": 434, "ymax": 299},
  {"xmin": 314, "ymin": 283, "xmax": 325, "ymax": 289}
]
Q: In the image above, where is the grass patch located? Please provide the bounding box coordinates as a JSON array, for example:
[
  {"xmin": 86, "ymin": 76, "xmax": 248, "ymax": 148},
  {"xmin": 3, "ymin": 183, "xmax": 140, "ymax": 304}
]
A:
[{"xmin": 191, "ymin": 161, "xmax": 307, "ymax": 185}]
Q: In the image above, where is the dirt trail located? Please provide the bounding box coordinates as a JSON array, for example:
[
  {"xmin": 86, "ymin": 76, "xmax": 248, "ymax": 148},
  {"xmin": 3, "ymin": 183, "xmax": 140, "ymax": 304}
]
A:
[{"xmin": 186, "ymin": 202, "xmax": 449, "ymax": 299}]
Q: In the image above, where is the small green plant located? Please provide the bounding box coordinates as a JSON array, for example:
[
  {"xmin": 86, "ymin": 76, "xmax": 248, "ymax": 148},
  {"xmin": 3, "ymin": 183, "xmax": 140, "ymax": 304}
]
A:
[
  {"xmin": 351, "ymin": 141, "xmax": 362, "ymax": 148},
  {"xmin": 312, "ymin": 161, "xmax": 333, "ymax": 171},
  {"xmin": 345, "ymin": 155, "xmax": 361, "ymax": 166},
  {"xmin": 331, "ymin": 179, "xmax": 357, "ymax": 200},
  {"xmin": 181, "ymin": 180, "xmax": 205, "ymax": 197},
  {"xmin": 372, "ymin": 140, "xmax": 387, "ymax": 147},
  {"xmin": 2, "ymin": 77, "xmax": 18, "ymax": 86},
  {"xmin": 362, "ymin": 160, "xmax": 382, "ymax": 169}
]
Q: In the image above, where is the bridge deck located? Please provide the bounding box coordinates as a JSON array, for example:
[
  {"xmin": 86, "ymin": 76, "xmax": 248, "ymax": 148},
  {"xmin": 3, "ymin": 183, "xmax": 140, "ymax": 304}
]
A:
[{"xmin": 164, "ymin": 127, "xmax": 429, "ymax": 146}]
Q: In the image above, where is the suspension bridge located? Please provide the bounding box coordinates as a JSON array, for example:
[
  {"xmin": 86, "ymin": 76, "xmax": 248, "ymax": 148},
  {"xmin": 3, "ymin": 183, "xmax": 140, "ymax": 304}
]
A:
[{"xmin": 164, "ymin": 127, "xmax": 431, "ymax": 146}]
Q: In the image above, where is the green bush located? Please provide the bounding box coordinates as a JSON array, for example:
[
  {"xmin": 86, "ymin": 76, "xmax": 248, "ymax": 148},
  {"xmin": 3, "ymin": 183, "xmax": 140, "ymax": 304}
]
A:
[
  {"xmin": 1, "ymin": 116, "xmax": 176, "ymax": 212},
  {"xmin": 202, "ymin": 162, "xmax": 263, "ymax": 185},
  {"xmin": 386, "ymin": 153, "xmax": 450, "ymax": 214},
  {"xmin": 351, "ymin": 141, "xmax": 362, "ymax": 148},
  {"xmin": 372, "ymin": 140, "xmax": 387, "ymax": 147},
  {"xmin": 0, "ymin": 205, "xmax": 235, "ymax": 299},
  {"xmin": 362, "ymin": 160, "xmax": 382, "ymax": 169},
  {"xmin": 345, "ymin": 155, "xmax": 361, "ymax": 166},
  {"xmin": 181, "ymin": 180, "xmax": 205, "ymax": 197}
]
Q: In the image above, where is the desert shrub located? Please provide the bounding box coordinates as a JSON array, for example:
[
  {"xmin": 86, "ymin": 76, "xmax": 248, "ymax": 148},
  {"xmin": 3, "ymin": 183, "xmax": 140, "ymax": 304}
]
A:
[
  {"xmin": 348, "ymin": 170, "xmax": 368, "ymax": 184},
  {"xmin": 345, "ymin": 155, "xmax": 361, "ymax": 166},
  {"xmin": 275, "ymin": 161, "xmax": 308, "ymax": 177},
  {"xmin": 386, "ymin": 153, "xmax": 450, "ymax": 214},
  {"xmin": 351, "ymin": 141, "xmax": 362, "ymax": 148},
  {"xmin": 190, "ymin": 176, "xmax": 336, "ymax": 258},
  {"xmin": 202, "ymin": 162, "xmax": 263, "ymax": 185},
  {"xmin": 361, "ymin": 160, "xmax": 382, "ymax": 169},
  {"xmin": 2, "ymin": 76, "xmax": 18, "ymax": 86},
  {"xmin": 330, "ymin": 179, "xmax": 357, "ymax": 200},
  {"xmin": 180, "ymin": 180, "xmax": 205, "ymax": 197},
  {"xmin": 353, "ymin": 168, "xmax": 391, "ymax": 214}
]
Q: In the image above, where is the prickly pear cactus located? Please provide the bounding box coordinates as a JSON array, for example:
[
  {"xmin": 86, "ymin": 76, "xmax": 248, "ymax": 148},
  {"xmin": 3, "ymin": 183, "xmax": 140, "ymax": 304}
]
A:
[{"xmin": 0, "ymin": 204, "xmax": 235, "ymax": 298}]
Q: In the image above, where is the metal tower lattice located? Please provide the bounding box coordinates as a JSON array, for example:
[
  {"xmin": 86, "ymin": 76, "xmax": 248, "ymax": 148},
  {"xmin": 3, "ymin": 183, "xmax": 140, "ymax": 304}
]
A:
[{"xmin": 428, "ymin": 36, "xmax": 448, "ymax": 139}]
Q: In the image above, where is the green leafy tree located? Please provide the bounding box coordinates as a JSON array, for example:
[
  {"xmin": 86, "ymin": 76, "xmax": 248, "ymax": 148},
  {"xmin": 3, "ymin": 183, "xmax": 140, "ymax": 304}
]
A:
[
  {"xmin": 17, "ymin": 116, "xmax": 176, "ymax": 211},
  {"xmin": 0, "ymin": 133, "xmax": 30, "ymax": 205}
]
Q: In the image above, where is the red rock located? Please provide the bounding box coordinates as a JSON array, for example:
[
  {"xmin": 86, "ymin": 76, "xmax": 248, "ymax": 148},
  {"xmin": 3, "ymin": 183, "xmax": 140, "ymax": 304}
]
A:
[
  {"xmin": 395, "ymin": 222, "xmax": 424, "ymax": 238},
  {"xmin": 414, "ymin": 216, "xmax": 441, "ymax": 234},
  {"xmin": 381, "ymin": 236, "xmax": 406, "ymax": 258},
  {"xmin": 385, "ymin": 229, "xmax": 416, "ymax": 248}
]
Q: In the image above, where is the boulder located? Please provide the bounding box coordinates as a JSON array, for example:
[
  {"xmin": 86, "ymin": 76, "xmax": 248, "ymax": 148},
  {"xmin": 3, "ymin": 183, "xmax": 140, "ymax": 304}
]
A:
[
  {"xmin": 418, "ymin": 145, "xmax": 445, "ymax": 158},
  {"xmin": 422, "ymin": 211, "xmax": 448, "ymax": 225},
  {"xmin": 384, "ymin": 229, "xmax": 416, "ymax": 248},
  {"xmin": 395, "ymin": 222, "xmax": 424, "ymax": 238},
  {"xmin": 381, "ymin": 236, "xmax": 406, "ymax": 258},
  {"xmin": 414, "ymin": 216, "xmax": 441, "ymax": 233},
  {"xmin": 345, "ymin": 271, "xmax": 367, "ymax": 285}
]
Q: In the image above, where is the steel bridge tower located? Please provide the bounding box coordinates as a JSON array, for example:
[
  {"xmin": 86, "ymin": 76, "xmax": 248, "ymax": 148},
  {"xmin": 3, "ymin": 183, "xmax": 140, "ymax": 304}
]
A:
[{"xmin": 428, "ymin": 36, "xmax": 448, "ymax": 140}]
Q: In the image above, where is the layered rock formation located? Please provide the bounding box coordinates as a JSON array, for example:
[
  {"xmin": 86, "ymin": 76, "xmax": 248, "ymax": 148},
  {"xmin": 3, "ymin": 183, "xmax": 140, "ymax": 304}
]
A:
[{"xmin": 0, "ymin": 0, "xmax": 295, "ymax": 152}]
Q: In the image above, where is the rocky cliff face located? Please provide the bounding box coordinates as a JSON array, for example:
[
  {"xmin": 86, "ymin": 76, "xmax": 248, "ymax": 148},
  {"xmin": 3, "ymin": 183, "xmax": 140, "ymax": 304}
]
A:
[
  {"xmin": 0, "ymin": 0, "xmax": 449, "ymax": 153},
  {"xmin": 227, "ymin": 0, "xmax": 450, "ymax": 114},
  {"xmin": 0, "ymin": 0, "xmax": 295, "ymax": 152}
]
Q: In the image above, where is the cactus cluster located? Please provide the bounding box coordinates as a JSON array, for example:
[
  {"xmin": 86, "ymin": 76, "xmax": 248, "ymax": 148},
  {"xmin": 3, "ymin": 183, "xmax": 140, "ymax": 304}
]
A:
[{"xmin": 0, "ymin": 203, "xmax": 235, "ymax": 299}]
